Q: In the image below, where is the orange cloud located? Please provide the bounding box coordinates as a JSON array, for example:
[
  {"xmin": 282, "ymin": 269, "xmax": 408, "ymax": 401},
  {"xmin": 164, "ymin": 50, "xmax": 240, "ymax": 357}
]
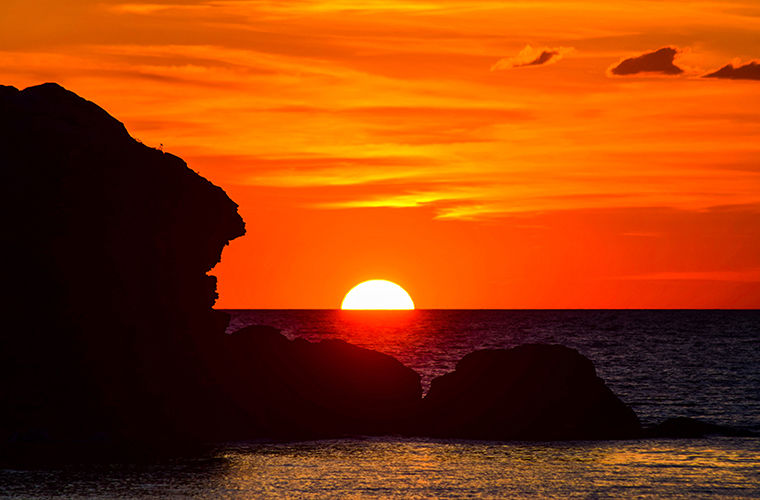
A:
[
  {"xmin": 609, "ymin": 47, "xmax": 684, "ymax": 76},
  {"xmin": 704, "ymin": 60, "xmax": 760, "ymax": 80},
  {"xmin": 491, "ymin": 45, "xmax": 573, "ymax": 71}
]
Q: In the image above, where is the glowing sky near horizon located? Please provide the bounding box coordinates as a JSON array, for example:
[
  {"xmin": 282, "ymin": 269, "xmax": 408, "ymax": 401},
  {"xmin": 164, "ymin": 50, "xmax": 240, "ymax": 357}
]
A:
[{"xmin": 1, "ymin": 0, "xmax": 759, "ymax": 307}]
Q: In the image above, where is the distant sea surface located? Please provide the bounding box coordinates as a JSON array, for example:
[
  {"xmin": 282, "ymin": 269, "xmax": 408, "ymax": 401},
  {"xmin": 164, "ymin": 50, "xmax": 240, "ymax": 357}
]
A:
[{"xmin": 2, "ymin": 310, "xmax": 758, "ymax": 498}]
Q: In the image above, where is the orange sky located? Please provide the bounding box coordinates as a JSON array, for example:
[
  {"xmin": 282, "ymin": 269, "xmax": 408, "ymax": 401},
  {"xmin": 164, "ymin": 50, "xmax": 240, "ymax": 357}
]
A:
[{"xmin": 2, "ymin": 0, "xmax": 759, "ymax": 308}]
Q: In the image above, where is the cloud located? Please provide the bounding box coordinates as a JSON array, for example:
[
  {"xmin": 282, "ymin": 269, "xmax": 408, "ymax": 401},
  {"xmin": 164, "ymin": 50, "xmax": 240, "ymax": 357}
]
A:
[
  {"xmin": 186, "ymin": 153, "xmax": 442, "ymax": 187},
  {"xmin": 704, "ymin": 61, "xmax": 760, "ymax": 80},
  {"xmin": 491, "ymin": 45, "xmax": 573, "ymax": 71},
  {"xmin": 609, "ymin": 47, "xmax": 683, "ymax": 76}
]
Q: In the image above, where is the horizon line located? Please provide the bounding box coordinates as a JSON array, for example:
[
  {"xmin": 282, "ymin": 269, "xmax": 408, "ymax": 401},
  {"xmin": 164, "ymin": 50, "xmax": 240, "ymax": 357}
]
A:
[{"xmin": 217, "ymin": 307, "xmax": 760, "ymax": 311}]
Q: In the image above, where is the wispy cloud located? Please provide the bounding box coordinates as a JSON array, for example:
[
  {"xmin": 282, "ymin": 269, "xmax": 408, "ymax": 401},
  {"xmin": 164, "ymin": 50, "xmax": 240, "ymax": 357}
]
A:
[
  {"xmin": 704, "ymin": 60, "xmax": 760, "ymax": 80},
  {"xmin": 108, "ymin": 3, "xmax": 187, "ymax": 15},
  {"xmin": 187, "ymin": 153, "xmax": 443, "ymax": 187},
  {"xmin": 609, "ymin": 47, "xmax": 683, "ymax": 76},
  {"xmin": 491, "ymin": 45, "xmax": 573, "ymax": 71}
]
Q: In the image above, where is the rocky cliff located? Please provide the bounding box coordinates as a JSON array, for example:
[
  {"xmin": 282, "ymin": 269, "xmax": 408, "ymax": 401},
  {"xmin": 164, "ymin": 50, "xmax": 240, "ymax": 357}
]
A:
[{"xmin": 0, "ymin": 83, "xmax": 245, "ymax": 451}]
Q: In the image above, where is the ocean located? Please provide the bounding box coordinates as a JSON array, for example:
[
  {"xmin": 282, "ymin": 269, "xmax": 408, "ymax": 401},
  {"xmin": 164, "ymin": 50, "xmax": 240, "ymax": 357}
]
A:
[{"xmin": 2, "ymin": 309, "xmax": 758, "ymax": 498}]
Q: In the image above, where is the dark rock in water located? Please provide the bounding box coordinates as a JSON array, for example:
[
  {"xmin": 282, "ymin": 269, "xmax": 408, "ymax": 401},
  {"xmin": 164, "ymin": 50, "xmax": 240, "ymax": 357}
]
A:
[
  {"xmin": 0, "ymin": 83, "xmax": 245, "ymax": 453},
  {"xmin": 213, "ymin": 325, "xmax": 422, "ymax": 438},
  {"xmin": 418, "ymin": 344, "xmax": 641, "ymax": 440},
  {"xmin": 645, "ymin": 417, "xmax": 758, "ymax": 438}
]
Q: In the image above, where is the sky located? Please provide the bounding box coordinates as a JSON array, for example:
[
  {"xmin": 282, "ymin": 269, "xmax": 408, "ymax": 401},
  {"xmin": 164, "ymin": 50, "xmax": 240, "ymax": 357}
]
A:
[{"xmin": 2, "ymin": 0, "xmax": 759, "ymax": 308}]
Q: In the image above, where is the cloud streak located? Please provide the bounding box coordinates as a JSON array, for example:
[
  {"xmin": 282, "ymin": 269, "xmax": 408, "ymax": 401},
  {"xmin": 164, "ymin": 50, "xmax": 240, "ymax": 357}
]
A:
[
  {"xmin": 704, "ymin": 61, "xmax": 760, "ymax": 80},
  {"xmin": 609, "ymin": 47, "xmax": 683, "ymax": 76},
  {"xmin": 491, "ymin": 45, "xmax": 573, "ymax": 71}
]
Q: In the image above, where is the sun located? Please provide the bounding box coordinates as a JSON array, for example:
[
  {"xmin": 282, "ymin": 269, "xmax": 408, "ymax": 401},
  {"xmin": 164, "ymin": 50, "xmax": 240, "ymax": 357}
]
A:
[{"xmin": 341, "ymin": 280, "xmax": 415, "ymax": 310}]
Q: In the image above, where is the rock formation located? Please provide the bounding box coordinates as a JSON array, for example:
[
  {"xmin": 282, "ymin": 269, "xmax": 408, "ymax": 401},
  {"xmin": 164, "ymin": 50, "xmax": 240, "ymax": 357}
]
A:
[
  {"xmin": 213, "ymin": 325, "xmax": 421, "ymax": 438},
  {"xmin": 418, "ymin": 344, "xmax": 641, "ymax": 440},
  {"xmin": 0, "ymin": 83, "xmax": 245, "ymax": 451}
]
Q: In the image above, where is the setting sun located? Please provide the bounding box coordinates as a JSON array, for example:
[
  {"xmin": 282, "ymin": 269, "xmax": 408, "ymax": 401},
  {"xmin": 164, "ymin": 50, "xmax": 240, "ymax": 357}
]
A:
[{"xmin": 341, "ymin": 280, "xmax": 415, "ymax": 310}]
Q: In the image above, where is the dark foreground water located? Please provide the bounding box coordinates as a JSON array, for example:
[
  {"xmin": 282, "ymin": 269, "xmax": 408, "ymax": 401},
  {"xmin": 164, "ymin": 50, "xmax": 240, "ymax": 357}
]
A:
[
  {"xmin": 2, "ymin": 438, "xmax": 759, "ymax": 498},
  {"xmin": 2, "ymin": 310, "xmax": 758, "ymax": 498}
]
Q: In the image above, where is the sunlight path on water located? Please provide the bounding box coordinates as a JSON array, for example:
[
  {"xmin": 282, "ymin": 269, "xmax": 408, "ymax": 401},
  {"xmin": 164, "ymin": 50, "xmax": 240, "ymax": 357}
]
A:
[
  {"xmin": 2, "ymin": 438, "xmax": 758, "ymax": 497},
  {"xmin": 211, "ymin": 438, "xmax": 760, "ymax": 498}
]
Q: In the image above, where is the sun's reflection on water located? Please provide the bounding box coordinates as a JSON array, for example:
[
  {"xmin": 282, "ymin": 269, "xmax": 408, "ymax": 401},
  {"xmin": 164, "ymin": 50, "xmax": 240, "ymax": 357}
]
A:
[
  {"xmin": 211, "ymin": 438, "xmax": 760, "ymax": 498},
  {"xmin": 1, "ymin": 438, "xmax": 757, "ymax": 497},
  {"xmin": 335, "ymin": 309, "xmax": 419, "ymax": 348}
]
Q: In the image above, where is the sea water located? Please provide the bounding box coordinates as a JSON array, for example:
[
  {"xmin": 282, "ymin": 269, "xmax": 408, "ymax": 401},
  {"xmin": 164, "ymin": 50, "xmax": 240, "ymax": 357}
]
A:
[{"xmin": 2, "ymin": 310, "xmax": 758, "ymax": 498}]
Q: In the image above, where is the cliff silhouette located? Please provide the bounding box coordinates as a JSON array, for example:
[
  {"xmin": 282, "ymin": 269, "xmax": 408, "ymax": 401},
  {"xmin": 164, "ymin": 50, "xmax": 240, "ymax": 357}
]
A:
[
  {"xmin": 3, "ymin": 83, "xmax": 741, "ymax": 463},
  {"xmin": 0, "ymin": 83, "xmax": 246, "ymax": 453}
]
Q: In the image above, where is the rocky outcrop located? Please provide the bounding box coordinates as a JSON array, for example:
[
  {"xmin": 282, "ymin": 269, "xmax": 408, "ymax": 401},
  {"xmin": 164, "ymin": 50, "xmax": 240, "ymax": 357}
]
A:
[
  {"xmin": 212, "ymin": 325, "xmax": 422, "ymax": 439},
  {"xmin": 418, "ymin": 344, "xmax": 641, "ymax": 440},
  {"xmin": 0, "ymin": 83, "xmax": 245, "ymax": 450}
]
